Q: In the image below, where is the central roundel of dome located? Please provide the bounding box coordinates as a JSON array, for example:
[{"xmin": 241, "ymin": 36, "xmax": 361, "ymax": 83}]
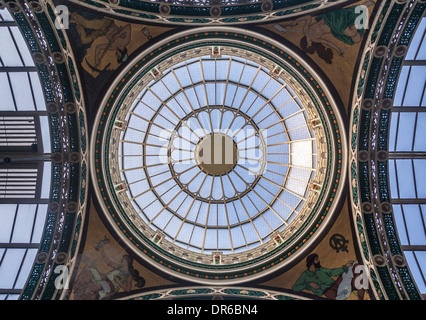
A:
[{"xmin": 91, "ymin": 29, "xmax": 347, "ymax": 284}]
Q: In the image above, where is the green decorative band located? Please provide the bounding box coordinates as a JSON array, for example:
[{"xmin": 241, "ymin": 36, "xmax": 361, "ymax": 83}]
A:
[
  {"xmin": 358, "ymin": 109, "xmax": 371, "ymax": 151},
  {"xmin": 363, "ymin": 213, "xmax": 382, "ymax": 256},
  {"xmin": 273, "ymin": 3, "xmax": 320, "ymax": 17},
  {"xmin": 378, "ymin": 109, "xmax": 390, "ymax": 151},
  {"xmin": 351, "ymin": 106, "xmax": 359, "ymax": 151},
  {"xmin": 169, "ymin": 288, "xmax": 213, "ymax": 296},
  {"xmin": 56, "ymin": 62, "xmax": 75, "ymax": 103},
  {"xmin": 377, "ymin": 161, "xmax": 390, "ymax": 203},
  {"xmin": 222, "ymin": 288, "xmax": 267, "ymax": 297},
  {"xmin": 12, "ymin": 11, "xmax": 41, "ymax": 53},
  {"xmin": 376, "ymin": 266, "xmax": 400, "ymax": 300},
  {"xmin": 358, "ymin": 161, "xmax": 371, "ymax": 203},
  {"xmin": 79, "ymin": 162, "xmax": 87, "ymax": 205},
  {"xmin": 34, "ymin": 11, "xmax": 61, "ymax": 53},
  {"xmin": 50, "ymin": 162, "xmax": 62, "ymax": 202},
  {"xmin": 383, "ymin": 56, "xmax": 403, "ymax": 99},
  {"xmin": 398, "ymin": 2, "xmax": 426, "ymax": 46},
  {"xmin": 20, "ymin": 263, "xmax": 45, "ymax": 300},
  {"xmin": 275, "ymin": 295, "xmax": 296, "ymax": 300},
  {"xmin": 371, "ymin": 0, "xmax": 391, "ymax": 44},
  {"xmin": 122, "ymin": 286, "xmax": 304, "ymax": 300},
  {"xmin": 70, "ymin": 213, "xmax": 82, "ymax": 258},
  {"xmin": 396, "ymin": 266, "xmax": 422, "ymax": 300},
  {"xmin": 377, "ymin": 2, "xmax": 406, "ymax": 47},
  {"xmin": 59, "ymin": 212, "xmax": 77, "ymax": 253},
  {"xmin": 382, "ymin": 213, "xmax": 402, "ymax": 256},
  {"xmin": 68, "ymin": 57, "xmax": 81, "ymax": 102},
  {"xmin": 38, "ymin": 63, "xmax": 56, "ymax": 103},
  {"xmin": 370, "ymin": 268, "xmax": 386, "ymax": 300},
  {"xmin": 351, "ymin": 160, "xmax": 359, "ymax": 206},
  {"xmin": 67, "ymin": 113, "xmax": 80, "ymax": 153},
  {"xmin": 46, "ymin": 2, "xmax": 67, "ymax": 50},
  {"xmin": 356, "ymin": 214, "xmax": 369, "ymax": 260},
  {"xmin": 113, "ymin": 8, "xmax": 159, "ymax": 20},
  {"xmin": 40, "ymin": 262, "xmax": 61, "ymax": 300},
  {"xmin": 71, "ymin": 0, "xmax": 349, "ymax": 25},
  {"xmin": 39, "ymin": 212, "xmax": 58, "ymax": 253},
  {"xmin": 357, "ymin": 52, "xmax": 370, "ymax": 98},
  {"xmin": 79, "ymin": 111, "xmax": 87, "ymax": 152},
  {"xmin": 69, "ymin": 162, "xmax": 80, "ymax": 203},
  {"xmin": 350, "ymin": 0, "xmax": 425, "ymax": 300},
  {"xmin": 100, "ymin": 0, "xmax": 309, "ymax": 16},
  {"xmin": 364, "ymin": 57, "xmax": 383, "ymax": 100}
]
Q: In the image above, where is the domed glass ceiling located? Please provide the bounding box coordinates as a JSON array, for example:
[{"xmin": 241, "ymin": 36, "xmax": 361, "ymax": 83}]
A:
[
  {"xmin": 92, "ymin": 29, "xmax": 345, "ymax": 282},
  {"xmin": 112, "ymin": 46, "xmax": 323, "ymax": 257}
]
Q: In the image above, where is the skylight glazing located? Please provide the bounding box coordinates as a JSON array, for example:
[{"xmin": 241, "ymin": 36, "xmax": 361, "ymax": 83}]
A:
[
  {"xmin": 389, "ymin": 17, "xmax": 426, "ymax": 296},
  {"xmin": 0, "ymin": 9, "xmax": 46, "ymax": 112},
  {"xmin": 0, "ymin": 7, "xmax": 50, "ymax": 300},
  {"xmin": 110, "ymin": 46, "xmax": 325, "ymax": 259}
]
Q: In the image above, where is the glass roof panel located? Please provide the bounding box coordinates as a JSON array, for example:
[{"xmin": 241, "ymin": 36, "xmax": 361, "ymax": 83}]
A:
[
  {"xmin": 0, "ymin": 73, "xmax": 15, "ymax": 110},
  {"xmin": 389, "ymin": 17, "xmax": 426, "ymax": 295},
  {"xmin": 9, "ymin": 72, "xmax": 35, "ymax": 110},
  {"xmin": 14, "ymin": 249, "xmax": 38, "ymax": 289},
  {"xmin": 393, "ymin": 66, "xmax": 409, "ymax": 106},
  {"xmin": 9, "ymin": 27, "xmax": 34, "ymax": 67},
  {"xmin": 405, "ymin": 251, "xmax": 426, "ymax": 293},
  {"xmin": 403, "ymin": 66, "xmax": 426, "ymax": 106},
  {"xmin": 0, "ymin": 204, "xmax": 17, "ymax": 242},
  {"xmin": 406, "ymin": 18, "xmax": 426, "ymax": 60},
  {"xmin": 0, "ymin": 27, "xmax": 23, "ymax": 66},
  {"xmin": 0, "ymin": 249, "xmax": 26, "ymax": 288},
  {"xmin": 413, "ymin": 112, "xmax": 426, "ymax": 151}
]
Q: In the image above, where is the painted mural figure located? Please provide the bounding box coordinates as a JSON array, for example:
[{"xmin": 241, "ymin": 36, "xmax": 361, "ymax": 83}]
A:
[
  {"xmin": 292, "ymin": 253, "xmax": 365, "ymax": 300},
  {"xmin": 70, "ymin": 12, "xmax": 131, "ymax": 67},
  {"xmin": 72, "ymin": 237, "xmax": 145, "ymax": 300},
  {"xmin": 274, "ymin": 1, "xmax": 375, "ymax": 63}
]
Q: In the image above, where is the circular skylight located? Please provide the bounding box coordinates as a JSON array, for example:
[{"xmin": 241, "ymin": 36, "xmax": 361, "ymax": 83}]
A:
[
  {"xmin": 116, "ymin": 50, "xmax": 319, "ymax": 255},
  {"xmin": 92, "ymin": 29, "xmax": 345, "ymax": 283}
]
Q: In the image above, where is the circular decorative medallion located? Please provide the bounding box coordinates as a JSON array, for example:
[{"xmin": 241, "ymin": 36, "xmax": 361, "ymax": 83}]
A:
[{"xmin": 91, "ymin": 28, "xmax": 347, "ymax": 284}]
